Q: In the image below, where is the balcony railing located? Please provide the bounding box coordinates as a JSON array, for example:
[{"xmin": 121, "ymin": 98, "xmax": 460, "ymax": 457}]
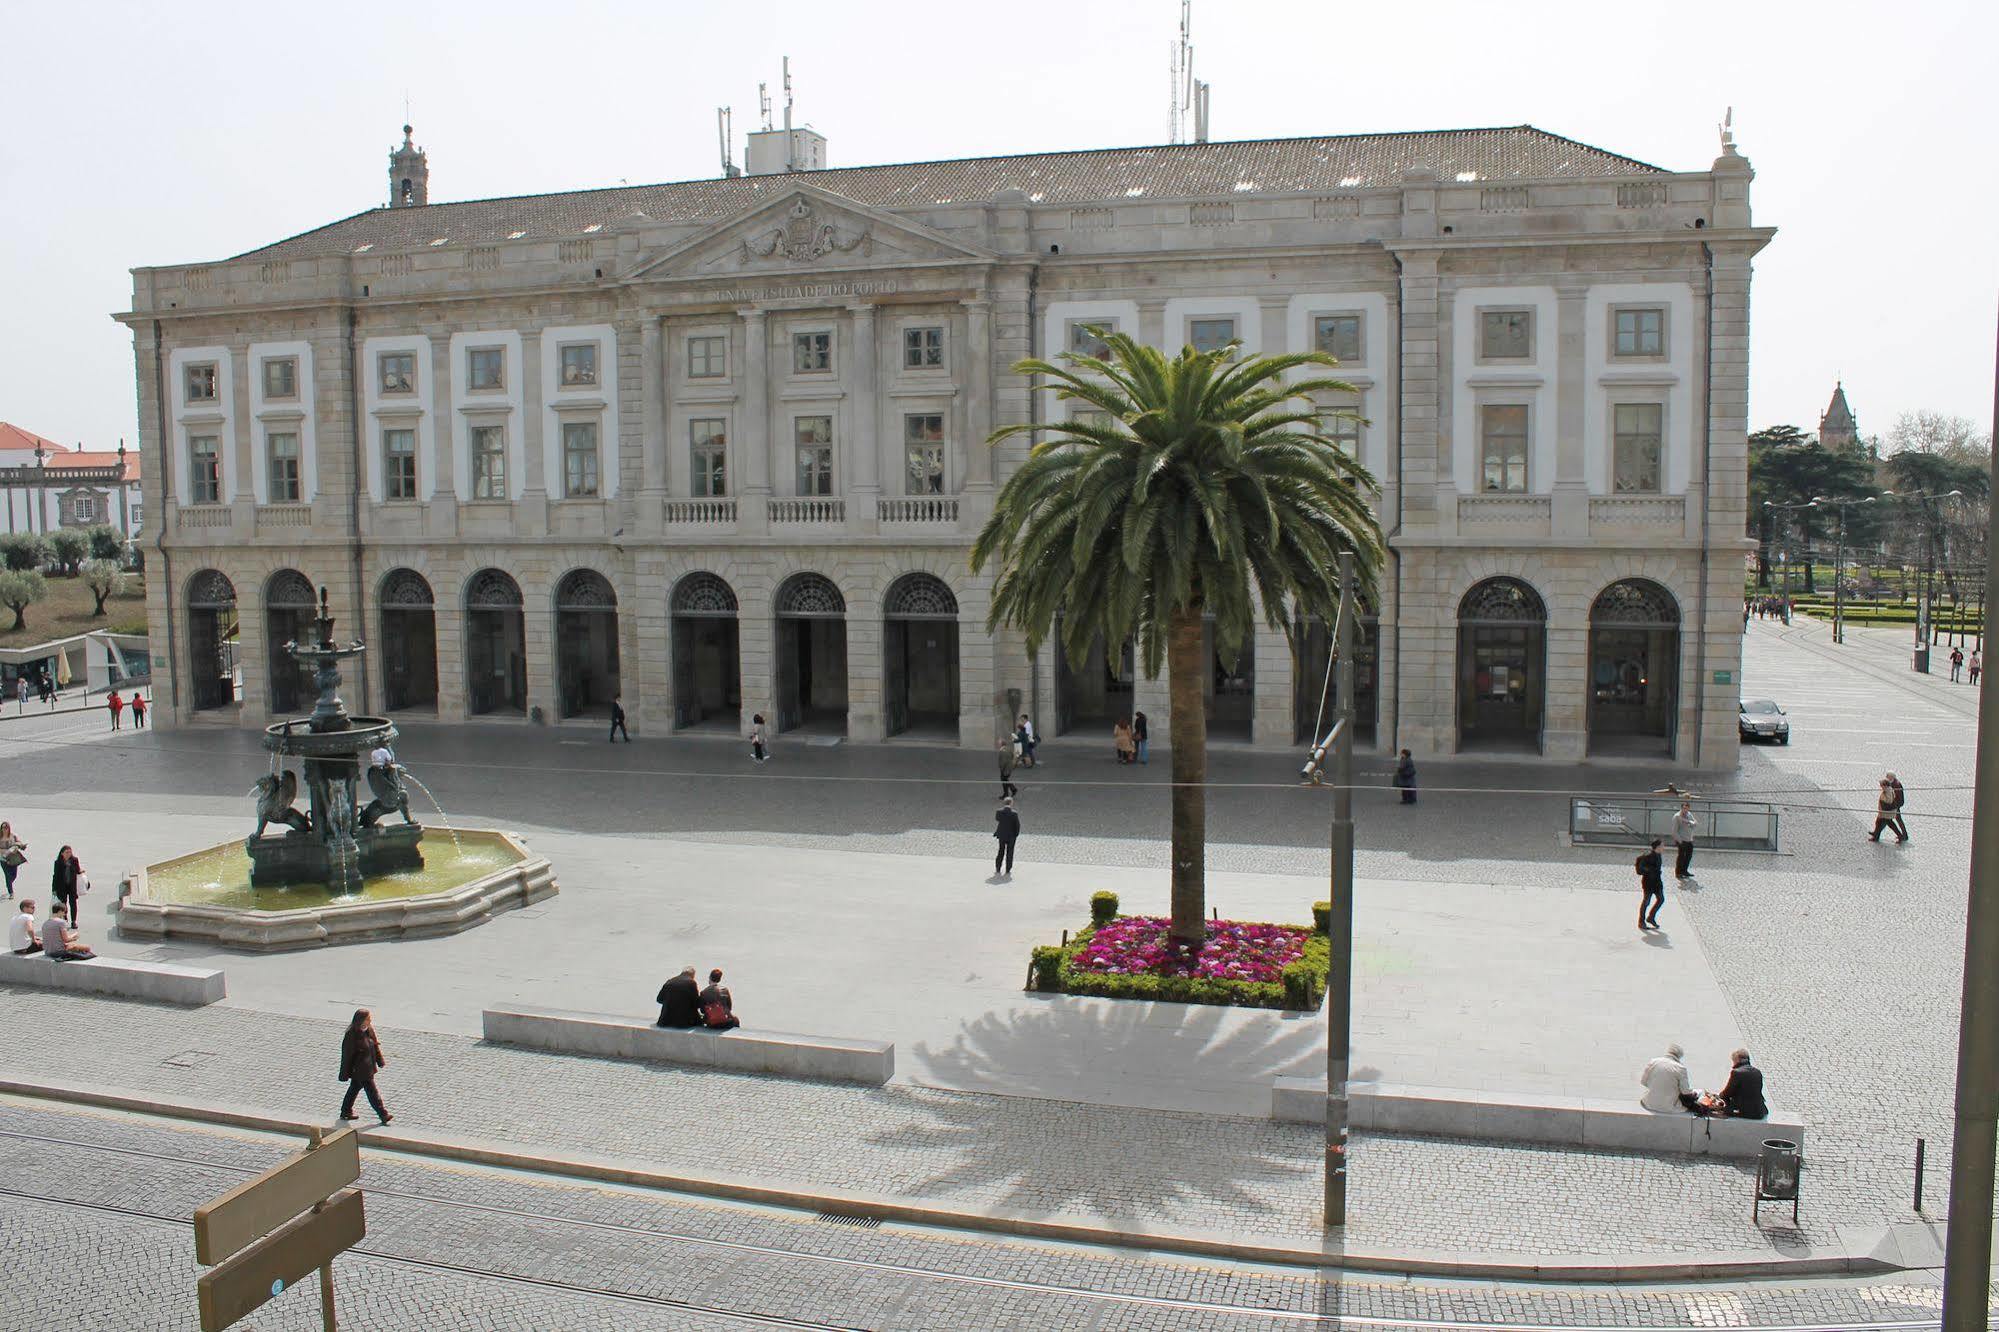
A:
[
  {"xmin": 768, "ymin": 497, "xmax": 845, "ymax": 524},
  {"xmin": 179, "ymin": 506, "xmax": 231, "ymax": 529},
  {"xmin": 663, "ymin": 498, "xmax": 737, "ymax": 525},
  {"xmin": 257, "ymin": 505, "xmax": 312, "ymax": 529},
  {"xmin": 1457, "ymin": 495, "xmax": 1551, "ymax": 525},
  {"xmin": 878, "ymin": 496, "xmax": 959, "ymax": 524},
  {"xmin": 1589, "ymin": 496, "xmax": 1685, "ymax": 528}
]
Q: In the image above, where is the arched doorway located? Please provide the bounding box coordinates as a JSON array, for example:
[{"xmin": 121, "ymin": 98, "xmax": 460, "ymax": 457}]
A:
[
  {"xmin": 1293, "ymin": 609, "xmax": 1380, "ymax": 745},
  {"xmin": 187, "ymin": 569, "xmax": 239, "ymax": 711},
  {"xmin": 465, "ymin": 569, "xmax": 526, "ymax": 717},
  {"xmin": 555, "ymin": 570, "xmax": 620, "ymax": 721},
  {"xmin": 1457, "ymin": 577, "xmax": 1546, "ymax": 752},
  {"xmin": 672, "ymin": 572, "xmax": 740, "ymax": 732},
  {"xmin": 884, "ymin": 573, "xmax": 959, "ymax": 738},
  {"xmin": 264, "ymin": 569, "xmax": 318, "ymax": 715},
  {"xmin": 774, "ymin": 573, "xmax": 847, "ymax": 734},
  {"xmin": 1205, "ymin": 620, "xmax": 1256, "ymax": 741},
  {"xmin": 1054, "ymin": 620, "xmax": 1134, "ymax": 736},
  {"xmin": 1588, "ymin": 579, "xmax": 1680, "ymax": 756},
  {"xmin": 380, "ymin": 568, "xmax": 438, "ymax": 713}
]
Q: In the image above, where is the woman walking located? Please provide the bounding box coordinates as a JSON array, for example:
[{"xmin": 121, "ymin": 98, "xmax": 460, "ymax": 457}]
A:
[
  {"xmin": 338, "ymin": 1009, "xmax": 394, "ymax": 1124},
  {"xmin": 50, "ymin": 845, "xmax": 82, "ymax": 927},
  {"xmin": 1113, "ymin": 717, "xmax": 1136, "ymax": 765},
  {"xmin": 996, "ymin": 736, "xmax": 1019, "ymax": 799},
  {"xmin": 0, "ymin": 822, "xmax": 25, "ymax": 899}
]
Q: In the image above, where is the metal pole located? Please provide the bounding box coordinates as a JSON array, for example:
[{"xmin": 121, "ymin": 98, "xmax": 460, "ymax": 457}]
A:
[
  {"xmin": 1941, "ymin": 310, "xmax": 1999, "ymax": 1332},
  {"xmin": 1833, "ymin": 508, "xmax": 1845, "ymax": 645},
  {"xmin": 1324, "ymin": 552, "xmax": 1356, "ymax": 1227},
  {"xmin": 305, "ymin": 1127, "xmax": 337, "ymax": 1331}
]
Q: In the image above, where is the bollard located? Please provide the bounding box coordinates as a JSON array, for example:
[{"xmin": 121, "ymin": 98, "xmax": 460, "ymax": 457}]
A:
[
  {"xmin": 1915, "ymin": 1137, "xmax": 1926, "ymax": 1212},
  {"xmin": 1060, "ymin": 929, "xmax": 1068, "ymax": 948}
]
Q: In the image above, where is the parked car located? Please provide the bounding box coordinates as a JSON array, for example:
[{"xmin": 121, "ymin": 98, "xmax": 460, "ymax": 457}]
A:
[{"xmin": 1739, "ymin": 698, "xmax": 1790, "ymax": 744}]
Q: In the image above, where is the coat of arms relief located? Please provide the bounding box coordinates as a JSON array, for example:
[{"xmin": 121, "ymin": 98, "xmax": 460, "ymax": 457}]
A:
[{"xmin": 741, "ymin": 199, "xmax": 874, "ymax": 265}]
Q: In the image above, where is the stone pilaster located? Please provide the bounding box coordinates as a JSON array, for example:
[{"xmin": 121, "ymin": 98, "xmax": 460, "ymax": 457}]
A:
[
  {"xmin": 737, "ymin": 567, "xmax": 775, "ymax": 738},
  {"xmin": 1395, "ymin": 250, "xmax": 1441, "ymax": 527},
  {"xmin": 960, "ymin": 296, "xmax": 996, "ymax": 527},
  {"xmin": 737, "ymin": 308, "xmax": 771, "ymax": 536},
  {"xmin": 1551, "ymin": 277, "xmax": 1590, "ymax": 539},
  {"xmin": 847, "ymin": 303, "xmax": 881, "ymax": 536},
  {"xmin": 846, "ymin": 593, "xmax": 885, "ymax": 742},
  {"xmin": 638, "ymin": 317, "xmax": 667, "ymax": 535},
  {"xmin": 1251, "ymin": 617, "xmax": 1293, "ymax": 746}
]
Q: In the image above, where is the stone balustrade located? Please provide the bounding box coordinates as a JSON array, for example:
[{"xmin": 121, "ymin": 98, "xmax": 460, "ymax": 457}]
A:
[
  {"xmin": 768, "ymin": 497, "xmax": 845, "ymax": 525},
  {"xmin": 878, "ymin": 496, "xmax": 959, "ymax": 524},
  {"xmin": 663, "ymin": 498, "xmax": 737, "ymax": 525}
]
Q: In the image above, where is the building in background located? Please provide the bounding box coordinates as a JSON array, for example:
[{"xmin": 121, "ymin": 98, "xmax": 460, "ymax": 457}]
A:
[
  {"xmin": 1, "ymin": 423, "xmax": 143, "ymax": 539},
  {"xmin": 1818, "ymin": 382, "xmax": 1859, "ymax": 452},
  {"xmin": 117, "ymin": 117, "xmax": 1770, "ymax": 766}
]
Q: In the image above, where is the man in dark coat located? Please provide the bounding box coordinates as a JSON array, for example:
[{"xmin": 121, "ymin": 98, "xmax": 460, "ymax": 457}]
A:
[
  {"xmin": 993, "ymin": 798, "xmax": 1021, "ymax": 878},
  {"xmin": 1635, "ymin": 837, "xmax": 1666, "ymax": 931},
  {"xmin": 656, "ymin": 966, "xmax": 701, "ymax": 1028},
  {"xmin": 608, "ymin": 696, "xmax": 630, "ymax": 743},
  {"xmin": 1714, "ymin": 1048, "xmax": 1768, "ymax": 1119}
]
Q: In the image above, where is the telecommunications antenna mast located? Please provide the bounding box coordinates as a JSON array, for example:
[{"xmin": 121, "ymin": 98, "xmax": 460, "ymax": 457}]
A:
[
  {"xmin": 1169, "ymin": 0, "xmax": 1194, "ymax": 143},
  {"xmin": 758, "ymin": 82, "xmax": 773, "ymax": 131},
  {"xmin": 718, "ymin": 106, "xmax": 738, "ymax": 177}
]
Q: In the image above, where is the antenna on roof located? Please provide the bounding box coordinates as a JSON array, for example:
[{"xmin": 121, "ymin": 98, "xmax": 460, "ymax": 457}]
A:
[
  {"xmin": 782, "ymin": 57, "xmax": 795, "ymax": 172},
  {"xmin": 1169, "ymin": 0, "xmax": 1195, "ymax": 144},
  {"xmin": 1193, "ymin": 80, "xmax": 1210, "ymax": 143},
  {"xmin": 758, "ymin": 82, "xmax": 772, "ymax": 132},
  {"xmin": 718, "ymin": 107, "xmax": 738, "ymax": 177}
]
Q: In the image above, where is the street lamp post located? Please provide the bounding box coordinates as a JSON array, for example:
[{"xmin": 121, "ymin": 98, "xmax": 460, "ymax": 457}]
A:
[
  {"xmin": 1764, "ymin": 500, "xmax": 1818, "ymax": 623},
  {"xmin": 1810, "ymin": 495, "xmax": 1878, "ymax": 645},
  {"xmin": 1879, "ymin": 490, "xmax": 1966, "ymax": 656}
]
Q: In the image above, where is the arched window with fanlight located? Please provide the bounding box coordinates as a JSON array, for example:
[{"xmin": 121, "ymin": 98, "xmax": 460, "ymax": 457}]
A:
[
  {"xmin": 1457, "ymin": 576, "xmax": 1547, "ymax": 752},
  {"xmin": 1588, "ymin": 578, "xmax": 1680, "ymax": 755}
]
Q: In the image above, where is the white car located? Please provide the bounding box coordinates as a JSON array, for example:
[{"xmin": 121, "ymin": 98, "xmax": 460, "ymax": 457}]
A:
[{"xmin": 1739, "ymin": 698, "xmax": 1790, "ymax": 745}]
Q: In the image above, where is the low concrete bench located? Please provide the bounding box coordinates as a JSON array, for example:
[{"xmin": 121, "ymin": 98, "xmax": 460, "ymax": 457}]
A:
[
  {"xmin": 1271, "ymin": 1076, "xmax": 1804, "ymax": 1160},
  {"xmin": 0, "ymin": 950, "xmax": 225, "ymax": 1006},
  {"xmin": 482, "ymin": 1005, "xmax": 894, "ymax": 1086}
]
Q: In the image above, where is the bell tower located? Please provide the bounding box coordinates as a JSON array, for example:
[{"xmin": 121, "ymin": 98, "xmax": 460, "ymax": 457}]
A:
[{"xmin": 389, "ymin": 124, "xmax": 428, "ymax": 208}]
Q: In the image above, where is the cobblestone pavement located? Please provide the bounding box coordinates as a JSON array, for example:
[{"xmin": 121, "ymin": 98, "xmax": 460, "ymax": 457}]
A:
[
  {"xmin": 0, "ymin": 620, "xmax": 1985, "ymax": 1266},
  {"xmin": 0, "ymin": 1099, "xmax": 1969, "ymax": 1329}
]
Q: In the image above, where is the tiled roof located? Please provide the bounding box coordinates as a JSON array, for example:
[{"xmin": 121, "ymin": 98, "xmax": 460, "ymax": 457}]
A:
[
  {"xmin": 0, "ymin": 422, "xmax": 67, "ymax": 455},
  {"xmin": 47, "ymin": 450, "xmax": 140, "ymax": 481},
  {"xmin": 229, "ymin": 125, "xmax": 1666, "ymax": 263}
]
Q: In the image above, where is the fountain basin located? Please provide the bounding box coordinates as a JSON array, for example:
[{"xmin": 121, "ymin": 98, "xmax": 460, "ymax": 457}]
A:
[{"xmin": 117, "ymin": 829, "xmax": 557, "ymax": 952}]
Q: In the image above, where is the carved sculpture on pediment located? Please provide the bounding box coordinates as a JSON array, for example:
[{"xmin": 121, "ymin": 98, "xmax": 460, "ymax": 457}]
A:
[{"xmin": 742, "ymin": 199, "xmax": 873, "ymax": 265}]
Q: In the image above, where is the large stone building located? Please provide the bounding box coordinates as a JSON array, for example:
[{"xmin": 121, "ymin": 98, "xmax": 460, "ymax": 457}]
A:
[{"xmin": 118, "ymin": 119, "xmax": 1770, "ymax": 766}]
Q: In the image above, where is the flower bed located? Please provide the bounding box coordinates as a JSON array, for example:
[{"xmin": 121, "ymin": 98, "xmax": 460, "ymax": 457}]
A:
[{"xmin": 1031, "ymin": 904, "xmax": 1329, "ymax": 1010}]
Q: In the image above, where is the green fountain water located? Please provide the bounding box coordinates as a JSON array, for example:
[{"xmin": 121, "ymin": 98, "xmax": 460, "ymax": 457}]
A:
[{"xmin": 147, "ymin": 830, "xmax": 524, "ymax": 912}]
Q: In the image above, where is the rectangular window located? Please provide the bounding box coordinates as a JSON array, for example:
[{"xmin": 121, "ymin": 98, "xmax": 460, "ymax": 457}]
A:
[
  {"xmin": 1613, "ymin": 307, "xmax": 1666, "ymax": 358},
  {"xmin": 1479, "ymin": 404, "xmax": 1529, "ymax": 492},
  {"xmin": 1067, "ymin": 319, "xmax": 1116, "ymax": 358},
  {"xmin": 1479, "ymin": 310, "xmax": 1533, "ymax": 361},
  {"xmin": 262, "ymin": 357, "xmax": 297, "ymax": 400},
  {"xmin": 470, "ymin": 424, "xmax": 507, "ymax": 499},
  {"xmin": 560, "ymin": 421, "xmax": 599, "ymax": 497},
  {"xmin": 903, "ymin": 326, "xmax": 945, "ymax": 369},
  {"xmin": 379, "ymin": 352, "xmax": 416, "ymax": 395},
  {"xmin": 1189, "ymin": 318, "xmax": 1236, "ymax": 354},
  {"xmin": 1070, "ymin": 408, "xmax": 1112, "ymax": 434},
  {"xmin": 558, "ymin": 343, "xmax": 598, "ymax": 388},
  {"xmin": 687, "ymin": 335, "xmax": 726, "ymax": 378},
  {"xmin": 904, "ymin": 413, "xmax": 946, "ymax": 494},
  {"xmin": 383, "ymin": 428, "xmax": 417, "ymax": 500},
  {"xmin": 189, "ymin": 436, "xmax": 221, "ymax": 503},
  {"xmin": 690, "ymin": 419, "xmax": 728, "ymax": 497},
  {"xmin": 1314, "ymin": 314, "xmax": 1363, "ymax": 364},
  {"xmin": 792, "ymin": 331, "xmax": 832, "ymax": 373},
  {"xmin": 1325, "ymin": 402, "xmax": 1363, "ymax": 454},
  {"xmin": 794, "ymin": 415, "xmax": 833, "ymax": 495},
  {"xmin": 1612, "ymin": 403, "xmax": 1664, "ymax": 494},
  {"xmin": 185, "ymin": 363, "xmax": 217, "ymax": 403},
  {"xmin": 72, "ymin": 495, "xmax": 96, "ymax": 523},
  {"xmin": 267, "ymin": 431, "xmax": 301, "ymax": 503},
  {"xmin": 467, "ymin": 346, "xmax": 505, "ymax": 391}
]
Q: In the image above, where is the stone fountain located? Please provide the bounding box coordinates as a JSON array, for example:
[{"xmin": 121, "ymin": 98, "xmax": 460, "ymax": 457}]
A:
[{"xmin": 249, "ymin": 586, "xmax": 422, "ymax": 894}]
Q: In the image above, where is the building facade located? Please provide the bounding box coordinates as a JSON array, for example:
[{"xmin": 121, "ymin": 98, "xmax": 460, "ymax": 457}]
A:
[
  {"xmin": 118, "ymin": 123, "xmax": 1769, "ymax": 766},
  {"xmin": 1, "ymin": 424, "xmax": 144, "ymax": 540}
]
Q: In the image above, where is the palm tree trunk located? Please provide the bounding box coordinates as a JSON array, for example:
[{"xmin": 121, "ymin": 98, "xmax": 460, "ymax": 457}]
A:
[{"xmin": 1165, "ymin": 605, "xmax": 1207, "ymax": 944}]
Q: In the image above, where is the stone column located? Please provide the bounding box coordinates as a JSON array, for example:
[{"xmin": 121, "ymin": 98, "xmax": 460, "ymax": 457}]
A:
[
  {"xmin": 1551, "ymin": 277, "xmax": 1590, "ymax": 539},
  {"xmin": 1137, "ymin": 298, "xmax": 1166, "ymax": 351},
  {"xmin": 1542, "ymin": 615, "xmax": 1589, "ymax": 762},
  {"xmin": 846, "ymin": 594, "xmax": 886, "ymax": 742},
  {"xmin": 434, "ymin": 581, "xmax": 468, "ymax": 722},
  {"xmin": 1251, "ymin": 617, "xmax": 1294, "ymax": 749},
  {"xmin": 737, "ymin": 308, "xmax": 771, "ymax": 536},
  {"xmin": 847, "ymin": 303, "xmax": 881, "ymax": 535},
  {"xmin": 737, "ymin": 566, "xmax": 774, "ymax": 739},
  {"xmin": 638, "ymin": 317, "xmax": 667, "ymax": 536},
  {"xmin": 961, "ymin": 296, "xmax": 996, "ymax": 526},
  {"xmin": 1696, "ymin": 241, "xmax": 1760, "ymax": 768}
]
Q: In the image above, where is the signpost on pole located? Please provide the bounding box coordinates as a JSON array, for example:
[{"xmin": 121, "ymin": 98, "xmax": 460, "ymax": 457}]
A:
[{"xmin": 193, "ymin": 1126, "xmax": 364, "ymax": 1332}]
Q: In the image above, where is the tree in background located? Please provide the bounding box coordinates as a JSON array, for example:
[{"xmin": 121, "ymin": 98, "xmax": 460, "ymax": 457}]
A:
[
  {"xmin": 1747, "ymin": 425, "xmax": 1875, "ymax": 592},
  {"xmin": 0, "ymin": 570, "xmax": 48, "ymax": 632},
  {"xmin": 1884, "ymin": 449, "xmax": 1991, "ymax": 604},
  {"xmin": 84, "ymin": 525, "xmax": 125, "ymax": 562},
  {"xmin": 1887, "ymin": 411, "xmax": 1991, "ymax": 463},
  {"xmin": 79, "ymin": 559, "xmax": 130, "ymax": 616},
  {"xmin": 48, "ymin": 529, "xmax": 88, "ymax": 576},
  {"xmin": 0, "ymin": 533, "xmax": 52, "ymax": 573}
]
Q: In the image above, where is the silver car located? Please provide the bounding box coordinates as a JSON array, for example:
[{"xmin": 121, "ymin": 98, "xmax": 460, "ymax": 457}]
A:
[{"xmin": 1739, "ymin": 698, "xmax": 1789, "ymax": 745}]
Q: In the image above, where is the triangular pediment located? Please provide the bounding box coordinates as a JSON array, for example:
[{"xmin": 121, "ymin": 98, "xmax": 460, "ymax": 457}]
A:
[{"xmin": 629, "ymin": 184, "xmax": 993, "ymax": 281}]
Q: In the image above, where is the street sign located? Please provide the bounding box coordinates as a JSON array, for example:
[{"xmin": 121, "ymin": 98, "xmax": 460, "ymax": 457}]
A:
[
  {"xmin": 195, "ymin": 1128, "xmax": 359, "ymax": 1265},
  {"xmin": 1713, "ymin": 670, "xmax": 1734, "ymax": 685},
  {"xmin": 197, "ymin": 1189, "xmax": 365, "ymax": 1332}
]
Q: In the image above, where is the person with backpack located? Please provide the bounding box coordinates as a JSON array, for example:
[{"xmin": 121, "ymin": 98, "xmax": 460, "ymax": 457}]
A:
[
  {"xmin": 1951, "ymin": 646, "xmax": 1964, "ymax": 682},
  {"xmin": 698, "ymin": 968, "xmax": 740, "ymax": 1031},
  {"xmin": 1870, "ymin": 773, "xmax": 1909, "ymax": 844},
  {"xmin": 1635, "ymin": 837, "xmax": 1666, "ymax": 931},
  {"xmin": 107, "ymin": 689, "xmax": 124, "ymax": 730}
]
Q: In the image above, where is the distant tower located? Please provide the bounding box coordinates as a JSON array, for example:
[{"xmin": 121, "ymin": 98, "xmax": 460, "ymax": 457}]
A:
[
  {"xmin": 389, "ymin": 124, "xmax": 428, "ymax": 208},
  {"xmin": 1819, "ymin": 381, "xmax": 1858, "ymax": 451}
]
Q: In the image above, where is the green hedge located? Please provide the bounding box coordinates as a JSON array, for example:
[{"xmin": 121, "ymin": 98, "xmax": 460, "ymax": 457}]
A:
[
  {"xmin": 1028, "ymin": 917, "xmax": 1331, "ymax": 1011},
  {"xmin": 1089, "ymin": 891, "xmax": 1119, "ymax": 926}
]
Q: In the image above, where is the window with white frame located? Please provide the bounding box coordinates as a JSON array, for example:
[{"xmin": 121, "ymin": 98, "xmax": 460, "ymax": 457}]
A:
[
  {"xmin": 466, "ymin": 346, "xmax": 505, "ymax": 391},
  {"xmin": 558, "ymin": 343, "xmax": 598, "ymax": 388},
  {"xmin": 1612, "ymin": 307, "xmax": 1666, "ymax": 359},
  {"xmin": 189, "ymin": 436, "xmax": 221, "ymax": 503},
  {"xmin": 690, "ymin": 419, "xmax": 727, "ymax": 496},
  {"xmin": 1066, "ymin": 319, "xmax": 1116, "ymax": 358},
  {"xmin": 1479, "ymin": 404, "xmax": 1529, "ymax": 492},
  {"xmin": 795, "ymin": 415, "xmax": 833, "ymax": 495},
  {"xmin": 561, "ymin": 421, "xmax": 599, "ymax": 498},
  {"xmin": 379, "ymin": 352, "xmax": 416, "ymax": 395},
  {"xmin": 792, "ymin": 331, "xmax": 832, "ymax": 374},
  {"xmin": 383, "ymin": 428, "xmax": 417, "ymax": 500},
  {"xmin": 1189, "ymin": 318, "xmax": 1236, "ymax": 354},
  {"xmin": 185, "ymin": 362, "xmax": 218, "ymax": 403},
  {"xmin": 904, "ymin": 414, "xmax": 946, "ymax": 494},
  {"xmin": 1313, "ymin": 314, "xmax": 1363, "ymax": 364},
  {"xmin": 903, "ymin": 326, "xmax": 945, "ymax": 369},
  {"xmin": 1478, "ymin": 309, "xmax": 1533, "ymax": 361},
  {"xmin": 470, "ymin": 424, "xmax": 507, "ymax": 499},
  {"xmin": 687, "ymin": 335, "xmax": 726, "ymax": 378},
  {"xmin": 71, "ymin": 494, "xmax": 96, "ymax": 523},
  {"xmin": 267, "ymin": 431, "xmax": 301, "ymax": 503},
  {"xmin": 1324, "ymin": 399, "xmax": 1363, "ymax": 455},
  {"xmin": 262, "ymin": 357, "xmax": 298, "ymax": 400},
  {"xmin": 131, "ymin": 504, "xmax": 143, "ymax": 531},
  {"xmin": 1612, "ymin": 403, "xmax": 1663, "ymax": 494}
]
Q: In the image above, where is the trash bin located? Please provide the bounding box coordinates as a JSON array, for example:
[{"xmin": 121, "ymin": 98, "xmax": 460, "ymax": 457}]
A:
[
  {"xmin": 1914, "ymin": 647, "xmax": 1931, "ymax": 674},
  {"xmin": 1754, "ymin": 1138, "xmax": 1801, "ymax": 1223}
]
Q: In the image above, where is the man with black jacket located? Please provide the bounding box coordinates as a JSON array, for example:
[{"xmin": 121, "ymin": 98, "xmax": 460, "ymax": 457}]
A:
[
  {"xmin": 993, "ymin": 798, "xmax": 1021, "ymax": 878},
  {"xmin": 1712, "ymin": 1048, "xmax": 1768, "ymax": 1119},
  {"xmin": 656, "ymin": 966, "xmax": 701, "ymax": 1028},
  {"xmin": 1635, "ymin": 837, "xmax": 1666, "ymax": 931}
]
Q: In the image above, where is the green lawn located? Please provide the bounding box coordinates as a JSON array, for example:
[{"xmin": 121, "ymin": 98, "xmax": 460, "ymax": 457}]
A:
[{"xmin": 0, "ymin": 573, "xmax": 147, "ymax": 647}]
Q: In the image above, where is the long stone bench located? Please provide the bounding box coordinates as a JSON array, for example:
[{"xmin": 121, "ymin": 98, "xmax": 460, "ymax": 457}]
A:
[
  {"xmin": 482, "ymin": 1005, "xmax": 894, "ymax": 1086},
  {"xmin": 0, "ymin": 950, "xmax": 225, "ymax": 1006},
  {"xmin": 1271, "ymin": 1076, "xmax": 1804, "ymax": 1160}
]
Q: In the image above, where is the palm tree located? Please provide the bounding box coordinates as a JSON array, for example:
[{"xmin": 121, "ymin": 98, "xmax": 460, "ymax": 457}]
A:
[{"xmin": 972, "ymin": 331, "xmax": 1383, "ymax": 944}]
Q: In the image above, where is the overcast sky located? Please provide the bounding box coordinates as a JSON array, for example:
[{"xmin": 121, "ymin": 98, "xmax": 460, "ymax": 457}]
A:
[{"xmin": 3, "ymin": 0, "xmax": 1992, "ymax": 452}]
